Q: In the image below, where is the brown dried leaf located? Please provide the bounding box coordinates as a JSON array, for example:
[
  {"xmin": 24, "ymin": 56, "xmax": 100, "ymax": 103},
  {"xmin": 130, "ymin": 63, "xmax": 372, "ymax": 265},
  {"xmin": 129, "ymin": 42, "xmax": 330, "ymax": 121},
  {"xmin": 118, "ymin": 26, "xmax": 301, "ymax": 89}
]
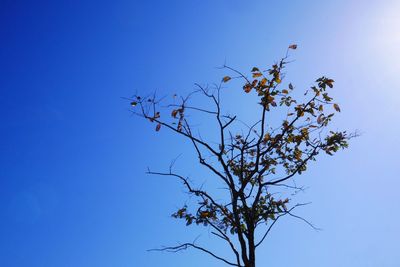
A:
[
  {"xmin": 317, "ymin": 114, "xmax": 324, "ymax": 124},
  {"xmin": 222, "ymin": 76, "xmax": 231, "ymax": 83}
]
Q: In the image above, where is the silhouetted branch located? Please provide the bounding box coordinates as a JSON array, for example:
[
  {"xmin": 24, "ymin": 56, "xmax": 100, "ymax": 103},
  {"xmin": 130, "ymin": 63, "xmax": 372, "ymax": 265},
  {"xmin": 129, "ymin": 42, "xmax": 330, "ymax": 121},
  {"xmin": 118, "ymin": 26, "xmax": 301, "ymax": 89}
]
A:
[{"xmin": 148, "ymin": 242, "xmax": 242, "ymax": 267}]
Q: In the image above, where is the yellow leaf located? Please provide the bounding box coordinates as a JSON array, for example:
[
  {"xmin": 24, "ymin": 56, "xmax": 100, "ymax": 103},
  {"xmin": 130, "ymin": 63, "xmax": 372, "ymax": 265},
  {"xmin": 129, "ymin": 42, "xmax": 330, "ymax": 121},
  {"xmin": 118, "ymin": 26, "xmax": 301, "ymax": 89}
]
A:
[
  {"xmin": 301, "ymin": 128, "xmax": 309, "ymax": 138},
  {"xmin": 294, "ymin": 149, "xmax": 302, "ymax": 160},
  {"xmin": 262, "ymin": 133, "xmax": 270, "ymax": 143},
  {"xmin": 260, "ymin": 78, "xmax": 267, "ymax": 86},
  {"xmin": 253, "ymin": 72, "xmax": 262, "ymax": 78},
  {"xmin": 319, "ymin": 105, "xmax": 323, "ymax": 112}
]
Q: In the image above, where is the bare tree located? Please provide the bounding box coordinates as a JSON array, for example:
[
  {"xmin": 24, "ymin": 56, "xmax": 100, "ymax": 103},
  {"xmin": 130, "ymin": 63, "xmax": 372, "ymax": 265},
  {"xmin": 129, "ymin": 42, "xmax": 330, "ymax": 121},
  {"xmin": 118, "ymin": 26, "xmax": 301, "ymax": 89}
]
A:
[{"xmin": 130, "ymin": 46, "xmax": 354, "ymax": 267}]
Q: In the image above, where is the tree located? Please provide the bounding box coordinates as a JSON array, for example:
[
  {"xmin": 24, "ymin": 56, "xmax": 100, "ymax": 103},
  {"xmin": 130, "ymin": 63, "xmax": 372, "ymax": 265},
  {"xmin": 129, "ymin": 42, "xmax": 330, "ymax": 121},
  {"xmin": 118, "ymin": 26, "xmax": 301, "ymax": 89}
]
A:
[{"xmin": 130, "ymin": 46, "xmax": 354, "ymax": 267}]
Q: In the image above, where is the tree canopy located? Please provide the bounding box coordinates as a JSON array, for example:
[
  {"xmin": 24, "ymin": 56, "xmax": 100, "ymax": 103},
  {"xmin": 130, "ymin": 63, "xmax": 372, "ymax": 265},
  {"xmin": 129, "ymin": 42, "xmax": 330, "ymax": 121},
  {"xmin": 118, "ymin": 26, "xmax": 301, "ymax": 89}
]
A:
[{"xmin": 131, "ymin": 46, "xmax": 354, "ymax": 267}]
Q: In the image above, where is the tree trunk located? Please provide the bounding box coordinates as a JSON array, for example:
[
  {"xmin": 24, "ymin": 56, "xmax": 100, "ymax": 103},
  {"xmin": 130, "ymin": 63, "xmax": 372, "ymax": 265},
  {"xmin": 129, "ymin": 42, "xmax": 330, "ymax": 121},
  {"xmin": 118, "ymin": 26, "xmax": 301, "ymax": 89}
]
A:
[{"xmin": 247, "ymin": 228, "xmax": 256, "ymax": 267}]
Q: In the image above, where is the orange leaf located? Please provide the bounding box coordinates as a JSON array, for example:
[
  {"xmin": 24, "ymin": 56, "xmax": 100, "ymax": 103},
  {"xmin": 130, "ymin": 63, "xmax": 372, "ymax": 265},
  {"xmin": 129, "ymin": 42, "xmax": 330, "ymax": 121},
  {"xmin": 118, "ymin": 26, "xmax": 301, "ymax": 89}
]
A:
[
  {"xmin": 200, "ymin": 211, "xmax": 209, "ymax": 218},
  {"xmin": 262, "ymin": 133, "xmax": 270, "ymax": 143},
  {"xmin": 260, "ymin": 78, "xmax": 267, "ymax": 86},
  {"xmin": 222, "ymin": 76, "xmax": 231, "ymax": 83}
]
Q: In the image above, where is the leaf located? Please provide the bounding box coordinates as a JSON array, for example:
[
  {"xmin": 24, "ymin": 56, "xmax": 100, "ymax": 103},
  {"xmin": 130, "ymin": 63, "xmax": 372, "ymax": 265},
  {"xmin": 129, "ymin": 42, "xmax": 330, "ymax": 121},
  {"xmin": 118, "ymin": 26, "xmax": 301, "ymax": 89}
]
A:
[
  {"xmin": 323, "ymin": 93, "xmax": 333, "ymax": 102},
  {"xmin": 317, "ymin": 114, "xmax": 324, "ymax": 124},
  {"xmin": 130, "ymin": 101, "xmax": 137, "ymax": 107},
  {"xmin": 288, "ymin": 83, "xmax": 294, "ymax": 90},
  {"xmin": 318, "ymin": 105, "xmax": 324, "ymax": 112},
  {"xmin": 171, "ymin": 109, "xmax": 178, "ymax": 118},
  {"xmin": 333, "ymin": 103, "xmax": 341, "ymax": 112},
  {"xmin": 282, "ymin": 89, "xmax": 289, "ymax": 94},
  {"xmin": 295, "ymin": 150, "xmax": 302, "ymax": 160},
  {"xmin": 222, "ymin": 76, "xmax": 231, "ymax": 83},
  {"xmin": 200, "ymin": 211, "xmax": 209, "ymax": 218},
  {"xmin": 260, "ymin": 78, "xmax": 267, "ymax": 86},
  {"xmin": 326, "ymin": 79, "xmax": 334, "ymax": 88},
  {"xmin": 253, "ymin": 72, "xmax": 263, "ymax": 78},
  {"xmin": 262, "ymin": 133, "xmax": 270, "ymax": 143},
  {"xmin": 244, "ymin": 84, "xmax": 252, "ymax": 93},
  {"xmin": 251, "ymin": 67, "xmax": 260, "ymax": 72},
  {"xmin": 288, "ymin": 44, "xmax": 298, "ymax": 50},
  {"xmin": 156, "ymin": 123, "xmax": 161, "ymax": 131}
]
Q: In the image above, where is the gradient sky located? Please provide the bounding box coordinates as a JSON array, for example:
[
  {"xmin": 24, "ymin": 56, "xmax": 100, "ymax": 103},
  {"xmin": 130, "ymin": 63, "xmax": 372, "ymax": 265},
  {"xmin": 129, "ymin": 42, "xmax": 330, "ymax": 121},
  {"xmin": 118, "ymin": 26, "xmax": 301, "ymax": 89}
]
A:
[{"xmin": 1, "ymin": 1, "xmax": 400, "ymax": 266}]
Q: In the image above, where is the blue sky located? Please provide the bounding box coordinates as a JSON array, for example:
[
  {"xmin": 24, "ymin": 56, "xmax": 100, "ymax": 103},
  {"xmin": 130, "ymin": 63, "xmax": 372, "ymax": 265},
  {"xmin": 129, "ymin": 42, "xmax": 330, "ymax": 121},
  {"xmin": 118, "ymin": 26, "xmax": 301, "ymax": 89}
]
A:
[{"xmin": 1, "ymin": 0, "xmax": 399, "ymax": 266}]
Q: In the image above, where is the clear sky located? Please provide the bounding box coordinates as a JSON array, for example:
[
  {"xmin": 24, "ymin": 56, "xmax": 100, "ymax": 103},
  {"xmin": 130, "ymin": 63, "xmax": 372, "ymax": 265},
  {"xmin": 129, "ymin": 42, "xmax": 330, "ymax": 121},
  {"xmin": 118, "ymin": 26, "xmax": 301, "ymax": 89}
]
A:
[{"xmin": 1, "ymin": 0, "xmax": 399, "ymax": 266}]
